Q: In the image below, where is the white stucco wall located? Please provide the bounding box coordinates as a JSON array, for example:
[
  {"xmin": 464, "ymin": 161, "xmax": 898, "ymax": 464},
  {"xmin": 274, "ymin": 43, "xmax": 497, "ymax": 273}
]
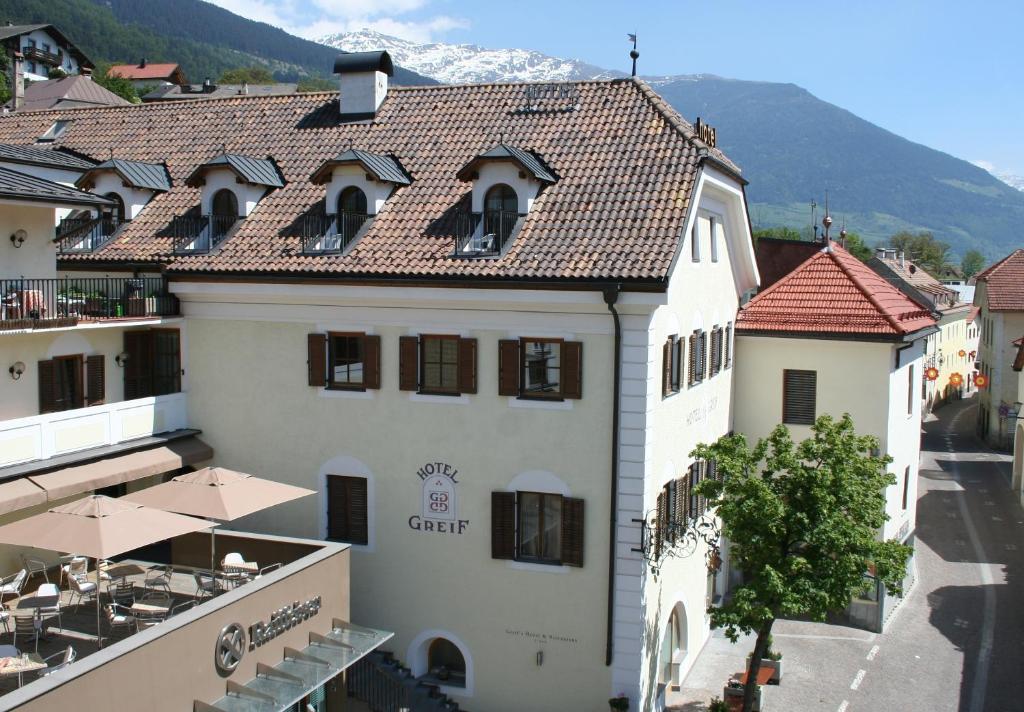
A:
[
  {"xmin": 88, "ymin": 172, "xmax": 155, "ymax": 220},
  {"xmin": 976, "ymin": 281, "xmax": 1024, "ymax": 448},
  {"xmin": 20, "ymin": 29, "xmax": 80, "ymax": 80},
  {"xmin": 198, "ymin": 169, "xmax": 268, "ymax": 217},
  {"xmin": 0, "ymin": 202, "xmax": 60, "ymax": 280},
  {"xmin": 338, "ymin": 70, "xmax": 388, "ymax": 116},
  {"xmin": 470, "ymin": 163, "xmax": 541, "ymax": 214},
  {"xmin": 323, "ymin": 165, "xmax": 393, "ymax": 215}
]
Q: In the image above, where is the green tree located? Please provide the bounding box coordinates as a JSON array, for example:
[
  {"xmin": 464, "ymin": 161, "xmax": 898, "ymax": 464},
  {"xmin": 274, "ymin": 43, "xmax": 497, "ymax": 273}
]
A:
[
  {"xmin": 95, "ymin": 63, "xmax": 140, "ymax": 104},
  {"xmin": 751, "ymin": 226, "xmax": 804, "ymax": 242},
  {"xmin": 693, "ymin": 416, "xmax": 912, "ymax": 712},
  {"xmin": 47, "ymin": 67, "xmax": 67, "ymax": 79},
  {"xmin": 296, "ymin": 77, "xmax": 335, "ymax": 92},
  {"xmin": 0, "ymin": 52, "xmax": 9, "ymax": 106},
  {"xmin": 961, "ymin": 249, "xmax": 986, "ymax": 279},
  {"xmin": 888, "ymin": 230, "xmax": 951, "ymax": 276},
  {"xmin": 840, "ymin": 230, "xmax": 873, "ymax": 261},
  {"xmin": 219, "ymin": 66, "xmax": 275, "ymax": 84}
]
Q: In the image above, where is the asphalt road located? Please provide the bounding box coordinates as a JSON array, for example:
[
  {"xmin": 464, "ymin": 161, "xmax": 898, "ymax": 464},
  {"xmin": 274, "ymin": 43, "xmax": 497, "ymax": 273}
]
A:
[{"xmin": 675, "ymin": 396, "xmax": 1024, "ymax": 712}]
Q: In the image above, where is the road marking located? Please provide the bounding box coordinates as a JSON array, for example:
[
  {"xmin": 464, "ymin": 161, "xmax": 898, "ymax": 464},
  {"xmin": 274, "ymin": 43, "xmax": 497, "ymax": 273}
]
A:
[
  {"xmin": 985, "ymin": 500, "xmax": 995, "ymax": 506},
  {"xmin": 954, "ymin": 538, "xmax": 966, "ymax": 546},
  {"xmin": 850, "ymin": 669, "xmax": 866, "ymax": 690},
  {"xmin": 954, "ymin": 617, "xmax": 970, "ymax": 628},
  {"xmin": 838, "ymin": 701, "xmax": 849, "ymax": 712},
  {"xmin": 992, "ymin": 516, "xmax": 1003, "ymax": 522},
  {"xmin": 773, "ymin": 633, "xmax": 875, "ymax": 642},
  {"xmin": 866, "ymin": 645, "xmax": 880, "ymax": 661},
  {"xmin": 1007, "ymin": 544, "xmax": 1018, "ymax": 551}
]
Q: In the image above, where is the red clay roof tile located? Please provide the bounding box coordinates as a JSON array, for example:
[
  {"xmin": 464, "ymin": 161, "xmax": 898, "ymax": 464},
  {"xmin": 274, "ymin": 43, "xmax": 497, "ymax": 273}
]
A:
[{"xmin": 974, "ymin": 249, "xmax": 1024, "ymax": 311}]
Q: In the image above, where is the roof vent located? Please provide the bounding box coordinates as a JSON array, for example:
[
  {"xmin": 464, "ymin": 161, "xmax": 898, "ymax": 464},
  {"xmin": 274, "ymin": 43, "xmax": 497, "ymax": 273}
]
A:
[
  {"xmin": 139, "ymin": 57, "xmax": 147, "ymax": 68},
  {"xmin": 334, "ymin": 51, "xmax": 393, "ymax": 121}
]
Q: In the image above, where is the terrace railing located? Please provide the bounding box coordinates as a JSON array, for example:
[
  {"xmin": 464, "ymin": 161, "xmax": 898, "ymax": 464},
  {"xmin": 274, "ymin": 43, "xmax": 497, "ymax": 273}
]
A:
[
  {"xmin": 0, "ymin": 276, "xmax": 178, "ymax": 328},
  {"xmin": 171, "ymin": 215, "xmax": 236, "ymax": 254},
  {"xmin": 300, "ymin": 212, "xmax": 368, "ymax": 254},
  {"xmin": 23, "ymin": 46, "xmax": 62, "ymax": 66},
  {"xmin": 453, "ymin": 209, "xmax": 520, "ymax": 257},
  {"xmin": 57, "ymin": 215, "xmax": 124, "ymax": 254}
]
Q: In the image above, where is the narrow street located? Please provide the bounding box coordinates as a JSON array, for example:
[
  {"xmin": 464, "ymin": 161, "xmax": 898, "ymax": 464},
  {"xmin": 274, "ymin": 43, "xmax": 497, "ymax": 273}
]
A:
[{"xmin": 676, "ymin": 396, "xmax": 1024, "ymax": 711}]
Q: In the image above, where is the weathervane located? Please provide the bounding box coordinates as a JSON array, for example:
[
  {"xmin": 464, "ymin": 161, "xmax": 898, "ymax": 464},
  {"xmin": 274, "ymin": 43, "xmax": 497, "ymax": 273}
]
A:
[{"xmin": 628, "ymin": 33, "xmax": 639, "ymax": 77}]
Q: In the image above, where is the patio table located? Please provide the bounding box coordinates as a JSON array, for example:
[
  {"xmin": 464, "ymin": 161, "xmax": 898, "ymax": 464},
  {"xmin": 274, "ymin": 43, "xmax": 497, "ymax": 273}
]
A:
[
  {"xmin": 131, "ymin": 600, "xmax": 171, "ymax": 616},
  {"xmin": 0, "ymin": 652, "xmax": 46, "ymax": 686},
  {"xmin": 15, "ymin": 595, "xmax": 58, "ymax": 611},
  {"xmin": 103, "ymin": 563, "xmax": 147, "ymax": 581}
]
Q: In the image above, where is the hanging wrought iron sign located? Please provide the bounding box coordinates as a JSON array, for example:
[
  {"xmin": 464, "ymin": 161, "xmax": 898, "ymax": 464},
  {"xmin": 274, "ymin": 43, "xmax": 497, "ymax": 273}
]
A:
[{"xmin": 632, "ymin": 509, "xmax": 721, "ymax": 575}]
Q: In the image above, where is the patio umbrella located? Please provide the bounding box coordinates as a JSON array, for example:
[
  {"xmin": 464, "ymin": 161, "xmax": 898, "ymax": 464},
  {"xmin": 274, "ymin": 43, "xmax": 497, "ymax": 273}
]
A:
[
  {"xmin": 0, "ymin": 495, "xmax": 216, "ymax": 647},
  {"xmin": 121, "ymin": 466, "xmax": 314, "ymax": 571}
]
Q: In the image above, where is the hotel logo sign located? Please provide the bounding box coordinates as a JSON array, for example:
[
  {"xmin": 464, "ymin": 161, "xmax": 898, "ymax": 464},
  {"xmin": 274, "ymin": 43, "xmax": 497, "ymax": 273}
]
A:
[
  {"xmin": 248, "ymin": 596, "xmax": 322, "ymax": 649},
  {"xmin": 409, "ymin": 461, "xmax": 469, "ymax": 535},
  {"xmin": 215, "ymin": 623, "xmax": 246, "ymax": 674}
]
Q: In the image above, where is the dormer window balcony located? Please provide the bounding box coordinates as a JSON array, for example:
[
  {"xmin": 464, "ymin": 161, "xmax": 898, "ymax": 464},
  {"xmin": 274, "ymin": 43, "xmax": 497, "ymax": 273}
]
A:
[
  {"xmin": 171, "ymin": 214, "xmax": 237, "ymax": 254},
  {"xmin": 56, "ymin": 214, "xmax": 124, "ymax": 254},
  {"xmin": 301, "ymin": 211, "xmax": 369, "ymax": 255},
  {"xmin": 455, "ymin": 209, "xmax": 522, "ymax": 257}
]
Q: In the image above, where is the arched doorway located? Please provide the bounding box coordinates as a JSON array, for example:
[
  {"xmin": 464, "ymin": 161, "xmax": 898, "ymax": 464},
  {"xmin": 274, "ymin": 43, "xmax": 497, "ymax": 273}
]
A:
[
  {"xmin": 407, "ymin": 629, "xmax": 474, "ymax": 695},
  {"xmin": 483, "ymin": 183, "xmax": 518, "ymax": 246},
  {"xmin": 103, "ymin": 192, "xmax": 126, "ymax": 222},
  {"xmin": 659, "ymin": 602, "xmax": 688, "ymax": 688},
  {"xmin": 427, "ymin": 638, "xmax": 466, "ymax": 688},
  {"xmin": 211, "ymin": 189, "xmax": 238, "ymax": 238},
  {"xmin": 336, "ymin": 186, "xmax": 368, "ymax": 244}
]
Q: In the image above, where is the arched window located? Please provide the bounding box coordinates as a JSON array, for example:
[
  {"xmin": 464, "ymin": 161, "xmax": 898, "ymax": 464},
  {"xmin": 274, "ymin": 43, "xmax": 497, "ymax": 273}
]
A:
[
  {"xmin": 659, "ymin": 604, "xmax": 687, "ymax": 685},
  {"xmin": 211, "ymin": 189, "xmax": 238, "ymax": 238},
  {"xmin": 427, "ymin": 638, "xmax": 466, "ymax": 687},
  {"xmin": 483, "ymin": 184, "xmax": 518, "ymax": 246},
  {"xmin": 336, "ymin": 186, "xmax": 369, "ymax": 245},
  {"xmin": 104, "ymin": 192, "xmax": 126, "ymax": 222}
]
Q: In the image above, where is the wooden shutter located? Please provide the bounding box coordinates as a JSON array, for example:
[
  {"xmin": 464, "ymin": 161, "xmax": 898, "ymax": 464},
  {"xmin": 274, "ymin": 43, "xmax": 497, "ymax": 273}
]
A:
[
  {"xmin": 307, "ymin": 333, "xmax": 327, "ymax": 387},
  {"xmin": 688, "ymin": 333, "xmax": 697, "ymax": 386},
  {"xmin": 86, "ymin": 355, "xmax": 105, "ymax": 406},
  {"xmin": 498, "ymin": 339, "xmax": 521, "ymax": 396},
  {"xmin": 347, "ymin": 477, "xmax": 369, "ymax": 545},
  {"xmin": 724, "ymin": 323, "xmax": 731, "ymax": 368},
  {"xmin": 399, "ymin": 336, "xmax": 419, "ymax": 391},
  {"xmin": 662, "ymin": 340, "xmax": 672, "ymax": 397},
  {"xmin": 674, "ymin": 477, "xmax": 686, "ymax": 528},
  {"xmin": 363, "ymin": 335, "xmax": 381, "ymax": 390},
  {"xmin": 561, "ymin": 497, "xmax": 584, "ymax": 567},
  {"xmin": 699, "ymin": 331, "xmax": 707, "ymax": 381},
  {"xmin": 458, "ymin": 338, "xmax": 477, "ymax": 394},
  {"xmin": 326, "ymin": 475, "xmax": 368, "ymax": 545},
  {"xmin": 562, "ymin": 341, "xmax": 583, "ymax": 399},
  {"xmin": 698, "ymin": 462, "xmax": 707, "ymax": 516},
  {"xmin": 712, "ymin": 328, "xmax": 722, "ymax": 375},
  {"xmin": 124, "ymin": 330, "xmax": 154, "ymax": 400},
  {"xmin": 782, "ymin": 369, "xmax": 817, "ymax": 425},
  {"xmin": 655, "ymin": 490, "xmax": 666, "ymax": 557},
  {"xmin": 491, "ymin": 491, "xmax": 516, "ymax": 560},
  {"xmin": 38, "ymin": 359, "xmax": 56, "ymax": 414}
]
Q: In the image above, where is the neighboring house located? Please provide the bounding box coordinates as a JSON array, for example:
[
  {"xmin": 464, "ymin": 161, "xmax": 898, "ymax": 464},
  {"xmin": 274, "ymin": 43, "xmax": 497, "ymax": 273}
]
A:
[
  {"xmin": 142, "ymin": 81, "xmax": 299, "ymax": 102},
  {"xmin": 107, "ymin": 58, "xmax": 187, "ymax": 90},
  {"xmin": 13, "ymin": 75, "xmax": 130, "ymax": 112},
  {"xmin": 734, "ymin": 239, "xmax": 937, "ymax": 632},
  {"xmin": 973, "ymin": 249, "xmax": 1024, "ymax": 449},
  {"xmin": 868, "ymin": 248, "xmax": 974, "ymax": 410},
  {"xmin": 0, "ymin": 51, "xmax": 760, "ymax": 712},
  {"xmin": 1012, "ymin": 338, "xmax": 1024, "ymax": 504},
  {"xmin": 0, "ymin": 23, "xmax": 92, "ymax": 82}
]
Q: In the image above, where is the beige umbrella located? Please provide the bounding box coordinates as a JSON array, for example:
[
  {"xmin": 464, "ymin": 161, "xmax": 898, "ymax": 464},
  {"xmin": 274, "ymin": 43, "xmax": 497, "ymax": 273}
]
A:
[
  {"xmin": 122, "ymin": 467, "xmax": 314, "ymax": 571},
  {"xmin": 0, "ymin": 495, "xmax": 216, "ymax": 646}
]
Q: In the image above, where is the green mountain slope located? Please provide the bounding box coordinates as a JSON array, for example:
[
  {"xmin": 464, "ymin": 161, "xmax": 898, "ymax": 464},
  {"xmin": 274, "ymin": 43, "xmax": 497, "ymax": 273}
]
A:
[
  {"xmin": 656, "ymin": 78, "xmax": 1024, "ymax": 258},
  {"xmin": 0, "ymin": 0, "xmax": 433, "ymax": 85}
]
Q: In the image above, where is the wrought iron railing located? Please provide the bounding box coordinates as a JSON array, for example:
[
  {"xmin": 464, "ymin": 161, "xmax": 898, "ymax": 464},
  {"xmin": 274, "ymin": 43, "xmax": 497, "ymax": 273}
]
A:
[
  {"xmin": 171, "ymin": 215, "xmax": 237, "ymax": 254},
  {"xmin": 22, "ymin": 46, "xmax": 62, "ymax": 66},
  {"xmin": 57, "ymin": 215, "xmax": 124, "ymax": 254},
  {"xmin": 0, "ymin": 276, "xmax": 178, "ymax": 328},
  {"xmin": 300, "ymin": 211, "xmax": 368, "ymax": 254},
  {"xmin": 453, "ymin": 209, "xmax": 520, "ymax": 257}
]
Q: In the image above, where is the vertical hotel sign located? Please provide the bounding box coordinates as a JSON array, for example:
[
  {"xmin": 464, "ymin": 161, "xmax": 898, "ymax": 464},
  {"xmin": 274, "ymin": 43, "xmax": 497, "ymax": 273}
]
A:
[{"xmin": 409, "ymin": 462, "xmax": 469, "ymax": 535}]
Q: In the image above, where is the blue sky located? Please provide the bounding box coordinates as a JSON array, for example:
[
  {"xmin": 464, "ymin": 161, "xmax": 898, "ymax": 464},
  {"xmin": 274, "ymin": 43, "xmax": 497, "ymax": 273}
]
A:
[{"xmin": 206, "ymin": 0, "xmax": 1024, "ymax": 176}]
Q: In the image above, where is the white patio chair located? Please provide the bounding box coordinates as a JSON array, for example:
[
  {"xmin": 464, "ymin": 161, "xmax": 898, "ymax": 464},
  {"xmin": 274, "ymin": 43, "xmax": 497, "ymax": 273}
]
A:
[
  {"xmin": 254, "ymin": 563, "xmax": 282, "ymax": 580},
  {"xmin": 220, "ymin": 553, "xmax": 252, "ymax": 587},
  {"xmin": 12, "ymin": 614, "xmax": 38, "ymax": 654},
  {"xmin": 68, "ymin": 574, "xmax": 97, "ymax": 609},
  {"xmin": 143, "ymin": 565, "xmax": 173, "ymax": 594},
  {"xmin": 38, "ymin": 646, "xmax": 76, "ymax": 677},
  {"xmin": 35, "ymin": 583, "xmax": 62, "ymax": 632},
  {"xmin": 22, "ymin": 558, "xmax": 49, "ymax": 584},
  {"xmin": 59, "ymin": 557, "xmax": 87, "ymax": 588},
  {"xmin": 0, "ymin": 569, "xmax": 27, "ymax": 604},
  {"xmin": 192, "ymin": 571, "xmax": 217, "ymax": 599},
  {"xmin": 104, "ymin": 604, "xmax": 137, "ymax": 639}
]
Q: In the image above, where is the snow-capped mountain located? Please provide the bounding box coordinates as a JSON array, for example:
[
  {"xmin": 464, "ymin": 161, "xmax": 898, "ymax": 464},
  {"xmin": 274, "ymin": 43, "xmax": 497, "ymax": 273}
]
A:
[
  {"xmin": 318, "ymin": 29, "xmax": 622, "ymax": 84},
  {"xmin": 972, "ymin": 161, "xmax": 1024, "ymax": 191}
]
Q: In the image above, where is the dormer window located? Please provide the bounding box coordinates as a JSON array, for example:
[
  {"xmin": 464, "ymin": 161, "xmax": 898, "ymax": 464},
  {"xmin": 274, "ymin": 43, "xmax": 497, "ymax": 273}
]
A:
[
  {"xmin": 305, "ymin": 149, "xmax": 410, "ymax": 254},
  {"xmin": 211, "ymin": 189, "xmax": 239, "ymax": 240},
  {"xmin": 454, "ymin": 143, "xmax": 555, "ymax": 257},
  {"xmin": 37, "ymin": 120, "xmax": 71, "ymax": 143}
]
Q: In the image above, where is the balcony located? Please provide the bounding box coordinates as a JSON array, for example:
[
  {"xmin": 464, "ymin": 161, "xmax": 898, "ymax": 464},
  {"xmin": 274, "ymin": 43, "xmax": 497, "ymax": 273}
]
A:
[
  {"xmin": 21, "ymin": 46, "xmax": 62, "ymax": 67},
  {"xmin": 454, "ymin": 209, "xmax": 521, "ymax": 257},
  {"xmin": 299, "ymin": 211, "xmax": 368, "ymax": 255},
  {"xmin": 0, "ymin": 392, "xmax": 188, "ymax": 469},
  {"xmin": 0, "ymin": 277, "xmax": 179, "ymax": 331},
  {"xmin": 171, "ymin": 215, "xmax": 236, "ymax": 254},
  {"xmin": 56, "ymin": 215, "xmax": 123, "ymax": 254}
]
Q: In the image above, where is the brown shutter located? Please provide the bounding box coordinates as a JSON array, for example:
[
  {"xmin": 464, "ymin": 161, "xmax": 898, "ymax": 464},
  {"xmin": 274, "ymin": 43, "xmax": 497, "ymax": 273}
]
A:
[
  {"xmin": 399, "ymin": 336, "xmax": 419, "ymax": 391},
  {"xmin": 724, "ymin": 323, "xmax": 732, "ymax": 369},
  {"xmin": 783, "ymin": 369, "xmax": 817, "ymax": 425},
  {"xmin": 498, "ymin": 339, "xmax": 521, "ymax": 396},
  {"xmin": 674, "ymin": 477, "xmax": 685, "ymax": 528},
  {"xmin": 561, "ymin": 497, "xmax": 584, "ymax": 567},
  {"xmin": 86, "ymin": 355, "xmax": 105, "ymax": 406},
  {"xmin": 348, "ymin": 477, "xmax": 369, "ymax": 545},
  {"xmin": 698, "ymin": 462, "xmax": 707, "ymax": 516},
  {"xmin": 363, "ymin": 335, "xmax": 381, "ymax": 390},
  {"xmin": 562, "ymin": 341, "xmax": 583, "ymax": 399},
  {"xmin": 124, "ymin": 330, "xmax": 154, "ymax": 400},
  {"xmin": 681, "ymin": 472, "xmax": 691, "ymax": 521},
  {"xmin": 326, "ymin": 475, "xmax": 368, "ymax": 545},
  {"xmin": 655, "ymin": 490, "xmax": 666, "ymax": 557},
  {"xmin": 491, "ymin": 491, "xmax": 516, "ymax": 560},
  {"xmin": 307, "ymin": 333, "xmax": 327, "ymax": 387},
  {"xmin": 662, "ymin": 340, "xmax": 672, "ymax": 397},
  {"xmin": 38, "ymin": 359, "xmax": 56, "ymax": 414},
  {"xmin": 687, "ymin": 333, "xmax": 697, "ymax": 386},
  {"xmin": 458, "ymin": 338, "xmax": 477, "ymax": 394},
  {"xmin": 699, "ymin": 331, "xmax": 707, "ymax": 381}
]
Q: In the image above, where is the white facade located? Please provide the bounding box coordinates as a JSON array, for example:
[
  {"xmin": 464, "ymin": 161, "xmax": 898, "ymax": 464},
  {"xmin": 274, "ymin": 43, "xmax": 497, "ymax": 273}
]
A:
[
  {"xmin": 19, "ymin": 28, "xmax": 81, "ymax": 81},
  {"xmin": 975, "ymin": 280, "xmax": 1024, "ymax": 449}
]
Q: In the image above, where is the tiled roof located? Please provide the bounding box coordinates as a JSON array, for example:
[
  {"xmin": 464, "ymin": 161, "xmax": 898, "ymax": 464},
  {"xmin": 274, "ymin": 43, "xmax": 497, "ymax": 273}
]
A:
[
  {"xmin": 0, "ymin": 79, "xmax": 736, "ymax": 282},
  {"xmin": 20, "ymin": 76, "xmax": 130, "ymax": 112},
  {"xmin": 737, "ymin": 243, "xmax": 937, "ymax": 337},
  {"xmin": 310, "ymin": 149, "xmax": 410, "ymax": 186},
  {"xmin": 0, "ymin": 165, "xmax": 113, "ymax": 207},
  {"xmin": 78, "ymin": 159, "xmax": 171, "ymax": 192},
  {"xmin": 142, "ymin": 83, "xmax": 299, "ymax": 102},
  {"xmin": 108, "ymin": 63, "xmax": 182, "ymax": 81},
  {"xmin": 185, "ymin": 153, "xmax": 285, "ymax": 189},
  {"xmin": 974, "ymin": 249, "xmax": 1024, "ymax": 311},
  {"xmin": 0, "ymin": 143, "xmax": 94, "ymax": 170},
  {"xmin": 873, "ymin": 255, "xmax": 957, "ymax": 299},
  {"xmin": 456, "ymin": 143, "xmax": 556, "ymax": 184}
]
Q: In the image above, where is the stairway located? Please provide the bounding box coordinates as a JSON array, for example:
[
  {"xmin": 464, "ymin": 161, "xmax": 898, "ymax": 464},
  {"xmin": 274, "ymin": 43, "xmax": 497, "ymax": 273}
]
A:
[{"xmin": 347, "ymin": 650, "xmax": 464, "ymax": 712}]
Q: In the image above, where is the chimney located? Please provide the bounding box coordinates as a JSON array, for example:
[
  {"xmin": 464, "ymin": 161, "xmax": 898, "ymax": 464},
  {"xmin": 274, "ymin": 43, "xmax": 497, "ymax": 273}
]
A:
[
  {"xmin": 899, "ymin": 251, "xmax": 905, "ymax": 268},
  {"xmin": 11, "ymin": 51, "xmax": 23, "ymax": 111},
  {"xmin": 80, "ymin": 67, "xmax": 92, "ymax": 79},
  {"xmin": 139, "ymin": 57, "xmax": 147, "ymax": 68},
  {"xmin": 875, "ymin": 247, "xmax": 887, "ymax": 259},
  {"xmin": 241, "ymin": 81, "xmax": 248, "ymax": 95},
  {"xmin": 334, "ymin": 50, "xmax": 393, "ymax": 120},
  {"xmin": 202, "ymin": 77, "xmax": 214, "ymax": 93}
]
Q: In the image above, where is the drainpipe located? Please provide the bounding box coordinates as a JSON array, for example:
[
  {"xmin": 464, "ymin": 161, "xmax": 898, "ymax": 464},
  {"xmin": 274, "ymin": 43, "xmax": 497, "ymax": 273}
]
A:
[{"xmin": 603, "ymin": 283, "xmax": 622, "ymax": 667}]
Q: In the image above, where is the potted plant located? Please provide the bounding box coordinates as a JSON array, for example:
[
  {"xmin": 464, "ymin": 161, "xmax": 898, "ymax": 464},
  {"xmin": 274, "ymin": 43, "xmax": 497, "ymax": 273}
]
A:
[
  {"xmin": 84, "ymin": 289, "xmax": 107, "ymax": 316},
  {"xmin": 608, "ymin": 693, "xmax": 629, "ymax": 710},
  {"xmin": 746, "ymin": 634, "xmax": 783, "ymax": 684},
  {"xmin": 723, "ymin": 680, "xmax": 761, "ymax": 711},
  {"xmin": 708, "ymin": 697, "xmax": 729, "ymax": 712}
]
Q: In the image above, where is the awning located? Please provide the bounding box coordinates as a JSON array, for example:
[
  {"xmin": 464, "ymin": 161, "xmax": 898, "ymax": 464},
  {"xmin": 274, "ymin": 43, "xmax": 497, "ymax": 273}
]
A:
[
  {"xmin": 27, "ymin": 437, "xmax": 212, "ymax": 501},
  {"xmin": 199, "ymin": 620, "xmax": 392, "ymax": 712},
  {"xmin": 0, "ymin": 478, "xmax": 46, "ymax": 516}
]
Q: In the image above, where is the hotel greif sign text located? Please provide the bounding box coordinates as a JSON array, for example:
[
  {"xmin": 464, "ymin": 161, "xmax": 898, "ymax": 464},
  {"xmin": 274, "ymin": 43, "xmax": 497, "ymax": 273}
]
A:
[
  {"xmin": 248, "ymin": 596, "xmax": 322, "ymax": 649},
  {"xmin": 408, "ymin": 461, "xmax": 469, "ymax": 535}
]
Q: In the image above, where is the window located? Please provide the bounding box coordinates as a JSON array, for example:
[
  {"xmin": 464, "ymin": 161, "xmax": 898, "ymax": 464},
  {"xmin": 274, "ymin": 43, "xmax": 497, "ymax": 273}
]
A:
[
  {"xmin": 38, "ymin": 354, "xmax": 83, "ymax": 414},
  {"xmin": 782, "ymin": 369, "xmax": 817, "ymax": 425},
  {"xmin": 663, "ymin": 335, "xmax": 682, "ymax": 397},
  {"xmin": 688, "ymin": 330, "xmax": 706, "ymax": 386},
  {"xmin": 710, "ymin": 326, "xmax": 723, "ymax": 376},
  {"xmin": 907, "ymin": 364, "xmax": 915, "ymax": 415},
  {"xmin": 37, "ymin": 119, "xmax": 70, "ymax": 143},
  {"xmin": 124, "ymin": 329, "xmax": 181, "ymax": 399},
  {"xmin": 690, "ymin": 223, "xmax": 700, "ymax": 262},
  {"xmin": 498, "ymin": 339, "xmax": 582, "ymax": 400},
  {"xmin": 104, "ymin": 193, "xmax": 126, "ymax": 225},
  {"xmin": 659, "ymin": 606, "xmax": 685, "ymax": 685},
  {"xmin": 902, "ymin": 466, "xmax": 910, "ymax": 510},
  {"xmin": 709, "ymin": 216, "xmax": 719, "ymax": 262},
  {"xmin": 336, "ymin": 186, "xmax": 369, "ymax": 245},
  {"xmin": 427, "ymin": 638, "xmax": 466, "ymax": 687},
  {"xmin": 483, "ymin": 184, "xmax": 518, "ymax": 245},
  {"xmin": 307, "ymin": 332, "xmax": 380, "ymax": 390},
  {"xmin": 329, "ymin": 333, "xmax": 365, "ymax": 388},
  {"xmin": 27, "ymin": 61, "xmax": 36, "ymax": 75},
  {"xmin": 211, "ymin": 189, "xmax": 238, "ymax": 238},
  {"xmin": 491, "ymin": 491, "xmax": 583, "ymax": 566},
  {"xmin": 325, "ymin": 475, "xmax": 368, "ymax": 545},
  {"xmin": 399, "ymin": 335, "xmax": 476, "ymax": 395},
  {"xmin": 723, "ymin": 322, "xmax": 732, "ymax": 369}
]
